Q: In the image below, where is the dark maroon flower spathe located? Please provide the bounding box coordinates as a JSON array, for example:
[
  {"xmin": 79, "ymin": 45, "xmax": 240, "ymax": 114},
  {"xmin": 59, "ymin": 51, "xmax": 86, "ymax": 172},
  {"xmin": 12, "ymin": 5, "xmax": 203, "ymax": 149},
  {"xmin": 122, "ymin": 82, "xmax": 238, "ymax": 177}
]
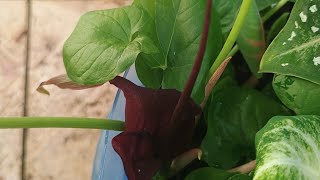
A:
[{"xmin": 110, "ymin": 76, "xmax": 201, "ymax": 180}]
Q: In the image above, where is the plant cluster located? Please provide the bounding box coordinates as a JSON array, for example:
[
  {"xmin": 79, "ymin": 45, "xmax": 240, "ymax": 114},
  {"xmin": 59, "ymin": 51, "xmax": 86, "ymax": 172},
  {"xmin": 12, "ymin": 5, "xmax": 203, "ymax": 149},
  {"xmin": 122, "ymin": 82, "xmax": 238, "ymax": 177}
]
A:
[{"xmin": 1, "ymin": 0, "xmax": 320, "ymax": 179}]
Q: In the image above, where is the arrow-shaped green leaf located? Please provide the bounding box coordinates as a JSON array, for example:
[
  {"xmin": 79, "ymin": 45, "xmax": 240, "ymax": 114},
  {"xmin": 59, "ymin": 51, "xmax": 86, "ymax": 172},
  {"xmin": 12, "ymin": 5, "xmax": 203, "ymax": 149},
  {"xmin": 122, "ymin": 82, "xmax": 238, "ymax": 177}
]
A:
[{"xmin": 63, "ymin": 4, "xmax": 159, "ymax": 85}]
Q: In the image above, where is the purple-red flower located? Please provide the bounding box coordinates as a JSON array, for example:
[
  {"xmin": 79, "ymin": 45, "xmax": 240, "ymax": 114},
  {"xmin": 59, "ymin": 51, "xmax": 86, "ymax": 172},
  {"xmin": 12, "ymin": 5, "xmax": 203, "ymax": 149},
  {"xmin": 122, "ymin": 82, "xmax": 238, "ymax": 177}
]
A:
[{"xmin": 110, "ymin": 76, "xmax": 201, "ymax": 180}]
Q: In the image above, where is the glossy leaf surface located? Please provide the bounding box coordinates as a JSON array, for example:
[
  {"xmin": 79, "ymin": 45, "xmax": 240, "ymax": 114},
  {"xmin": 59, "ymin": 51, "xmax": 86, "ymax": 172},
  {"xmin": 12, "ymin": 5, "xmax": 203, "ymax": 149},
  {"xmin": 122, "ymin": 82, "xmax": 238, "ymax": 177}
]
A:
[
  {"xmin": 133, "ymin": 0, "xmax": 224, "ymax": 103},
  {"xmin": 260, "ymin": 0, "xmax": 320, "ymax": 85},
  {"xmin": 273, "ymin": 74, "xmax": 320, "ymax": 115},
  {"xmin": 201, "ymin": 86, "xmax": 290, "ymax": 169},
  {"xmin": 158, "ymin": 0, "xmax": 223, "ymax": 102},
  {"xmin": 213, "ymin": 0, "xmax": 241, "ymax": 36}
]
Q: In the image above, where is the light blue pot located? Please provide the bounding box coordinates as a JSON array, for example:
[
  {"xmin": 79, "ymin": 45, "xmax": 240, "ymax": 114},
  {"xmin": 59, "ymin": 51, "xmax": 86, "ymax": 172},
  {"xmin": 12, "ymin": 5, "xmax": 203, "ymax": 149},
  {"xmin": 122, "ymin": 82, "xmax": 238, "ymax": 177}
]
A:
[{"xmin": 92, "ymin": 66, "xmax": 142, "ymax": 180}]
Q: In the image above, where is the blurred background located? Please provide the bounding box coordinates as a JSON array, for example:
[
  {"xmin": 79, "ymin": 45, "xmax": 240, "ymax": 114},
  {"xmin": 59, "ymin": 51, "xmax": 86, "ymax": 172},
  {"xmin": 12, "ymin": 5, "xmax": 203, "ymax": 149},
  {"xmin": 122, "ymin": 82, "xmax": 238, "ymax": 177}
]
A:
[{"xmin": 0, "ymin": 0, "xmax": 131, "ymax": 179}]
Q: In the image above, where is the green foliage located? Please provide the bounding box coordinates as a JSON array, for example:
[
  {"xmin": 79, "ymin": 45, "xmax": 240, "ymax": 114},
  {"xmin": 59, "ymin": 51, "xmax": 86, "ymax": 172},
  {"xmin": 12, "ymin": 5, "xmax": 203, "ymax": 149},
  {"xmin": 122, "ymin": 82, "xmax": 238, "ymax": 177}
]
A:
[
  {"xmin": 260, "ymin": 0, "xmax": 320, "ymax": 85},
  {"xmin": 266, "ymin": 12, "xmax": 290, "ymax": 44},
  {"xmin": 185, "ymin": 167, "xmax": 252, "ymax": 180},
  {"xmin": 201, "ymin": 86, "xmax": 291, "ymax": 169},
  {"xmin": 237, "ymin": 2, "xmax": 265, "ymax": 77},
  {"xmin": 185, "ymin": 167, "xmax": 235, "ymax": 180},
  {"xmin": 273, "ymin": 74, "xmax": 320, "ymax": 115},
  {"xmin": 52, "ymin": 0, "xmax": 320, "ymax": 179},
  {"xmin": 213, "ymin": 0, "xmax": 266, "ymax": 77},
  {"xmin": 63, "ymin": 5, "xmax": 158, "ymax": 85},
  {"xmin": 260, "ymin": 0, "xmax": 320, "ymax": 116},
  {"xmin": 2, "ymin": 0, "xmax": 320, "ymax": 179},
  {"xmin": 256, "ymin": 0, "xmax": 280, "ymax": 10},
  {"xmin": 254, "ymin": 116, "xmax": 320, "ymax": 179},
  {"xmin": 130, "ymin": 0, "xmax": 224, "ymax": 103},
  {"xmin": 157, "ymin": 0, "xmax": 224, "ymax": 102},
  {"xmin": 229, "ymin": 174, "xmax": 252, "ymax": 180},
  {"xmin": 214, "ymin": 0, "xmax": 242, "ymax": 36}
]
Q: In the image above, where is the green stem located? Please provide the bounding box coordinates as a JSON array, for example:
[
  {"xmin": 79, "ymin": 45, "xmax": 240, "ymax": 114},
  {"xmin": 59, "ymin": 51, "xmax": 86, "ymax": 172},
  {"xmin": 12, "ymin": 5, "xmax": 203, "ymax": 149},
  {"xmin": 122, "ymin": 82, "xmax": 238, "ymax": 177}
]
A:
[
  {"xmin": 262, "ymin": 0, "xmax": 289, "ymax": 23},
  {"xmin": 227, "ymin": 0, "xmax": 289, "ymax": 57},
  {"xmin": 209, "ymin": 0, "xmax": 289, "ymax": 77},
  {"xmin": 208, "ymin": 0, "xmax": 254, "ymax": 76},
  {"xmin": 228, "ymin": 45, "xmax": 239, "ymax": 57},
  {"xmin": 0, "ymin": 117, "xmax": 125, "ymax": 131}
]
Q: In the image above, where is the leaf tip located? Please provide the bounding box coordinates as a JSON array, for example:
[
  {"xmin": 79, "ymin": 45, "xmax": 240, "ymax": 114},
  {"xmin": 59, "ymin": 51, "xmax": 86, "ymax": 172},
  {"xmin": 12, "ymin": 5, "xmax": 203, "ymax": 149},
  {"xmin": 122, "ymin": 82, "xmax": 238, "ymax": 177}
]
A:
[
  {"xmin": 36, "ymin": 83, "xmax": 50, "ymax": 96},
  {"xmin": 197, "ymin": 150, "xmax": 202, "ymax": 160}
]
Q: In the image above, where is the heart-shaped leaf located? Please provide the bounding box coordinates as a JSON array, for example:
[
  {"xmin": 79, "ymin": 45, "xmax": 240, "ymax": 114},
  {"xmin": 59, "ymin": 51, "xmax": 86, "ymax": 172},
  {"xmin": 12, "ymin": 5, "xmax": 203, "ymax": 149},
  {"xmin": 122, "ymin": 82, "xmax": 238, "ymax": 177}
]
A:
[
  {"xmin": 254, "ymin": 115, "xmax": 320, "ymax": 179},
  {"xmin": 201, "ymin": 86, "xmax": 290, "ymax": 169},
  {"xmin": 63, "ymin": 4, "xmax": 159, "ymax": 85},
  {"xmin": 158, "ymin": 0, "xmax": 224, "ymax": 103},
  {"xmin": 260, "ymin": 0, "xmax": 320, "ymax": 85},
  {"xmin": 273, "ymin": 74, "xmax": 320, "ymax": 115},
  {"xmin": 132, "ymin": 0, "xmax": 224, "ymax": 103}
]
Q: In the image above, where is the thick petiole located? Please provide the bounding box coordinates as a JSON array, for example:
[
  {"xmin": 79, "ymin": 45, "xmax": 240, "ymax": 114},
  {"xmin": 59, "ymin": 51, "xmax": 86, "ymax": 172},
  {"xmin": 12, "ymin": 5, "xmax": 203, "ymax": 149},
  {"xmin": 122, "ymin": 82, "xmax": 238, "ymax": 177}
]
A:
[
  {"xmin": 0, "ymin": 117, "xmax": 125, "ymax": 131},
  {"xmin": 207, "ymin": 0, "xmax": 289, "ymax": 84},
  {"xmin": 208, "ymin": 0, "xmax": 254, "ymax": 77}
]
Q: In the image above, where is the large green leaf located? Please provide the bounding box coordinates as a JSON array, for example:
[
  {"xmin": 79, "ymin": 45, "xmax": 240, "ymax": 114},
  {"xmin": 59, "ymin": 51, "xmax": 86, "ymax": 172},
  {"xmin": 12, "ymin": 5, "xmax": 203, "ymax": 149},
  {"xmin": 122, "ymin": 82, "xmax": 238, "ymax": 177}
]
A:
[
  {"xmin": 237, "ymin": 2, "xmax": 265, "ymax": 77},
  {"xmin": 157, "ymin": 0, "xmax": 208, "ymax": 91},
  {"xmin": 201, "ymin": 86, "xmax": 290, "ymax": 169},
  {"xmin": 260, "ymin": 0, "xmax": 320, "ymax": 85},
  {"xmin": 212, "ymin": 0, "xmax": 266, "ymax": 77},
  {"xmin": 135, "ymin": 56, "xmax": 163, "ymax": 89},
  {"xmin": 63, "ymin": 5, "xmax": 159, "ymax": 85},
  {"xmin": 158, "ymin": 0, "xmax": 224, "ymax": 103},
  {"xmin": 134, "ymin": 0, "xmax": 169, "ymax": 69},
  {"xmin": 130, "ymin": 0, "xmax": 224, "ymax": 103},
  {"xmin": 273, "ymin": 74, "xmax": 320, "ymax": 115},
  {"xmin": 254, "ymin": 115, "xmax": 320, "ymax": 180},
  {"xmin": 214, "ymin": 0, "xmax": 241, "ymax": 36}
]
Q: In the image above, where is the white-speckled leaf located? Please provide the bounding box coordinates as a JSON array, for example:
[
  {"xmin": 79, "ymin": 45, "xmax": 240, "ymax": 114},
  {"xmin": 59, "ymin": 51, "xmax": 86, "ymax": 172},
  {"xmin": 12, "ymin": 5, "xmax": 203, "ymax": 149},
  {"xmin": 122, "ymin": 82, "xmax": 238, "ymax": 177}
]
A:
[
  {"xmin": 260, "ymin": 0, "xmax": 320, "ymax": 85},
  {"xmin": 254, "ymin": 115, "xmax": 320, "ymax": 180}
]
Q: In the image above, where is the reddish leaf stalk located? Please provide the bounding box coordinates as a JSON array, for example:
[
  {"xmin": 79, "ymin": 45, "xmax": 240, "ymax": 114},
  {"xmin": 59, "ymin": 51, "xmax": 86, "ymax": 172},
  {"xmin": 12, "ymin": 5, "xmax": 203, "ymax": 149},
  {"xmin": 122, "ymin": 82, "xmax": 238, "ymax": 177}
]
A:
[
  {"xmin": 170, "ymin": 0, "xmax": 212, "ymax": 122},
  {"xmin": 228, "ymin": 160, "xmax": 256, "ymax": 174}
]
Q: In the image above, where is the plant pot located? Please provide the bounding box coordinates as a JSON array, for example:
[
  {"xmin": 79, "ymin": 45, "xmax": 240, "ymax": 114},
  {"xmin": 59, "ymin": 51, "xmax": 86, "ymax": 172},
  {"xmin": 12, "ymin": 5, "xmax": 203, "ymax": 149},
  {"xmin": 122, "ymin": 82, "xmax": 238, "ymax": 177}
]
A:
[{"xmin": 92, "ymin": 65, "xmax": 142, "ymax": 180}]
